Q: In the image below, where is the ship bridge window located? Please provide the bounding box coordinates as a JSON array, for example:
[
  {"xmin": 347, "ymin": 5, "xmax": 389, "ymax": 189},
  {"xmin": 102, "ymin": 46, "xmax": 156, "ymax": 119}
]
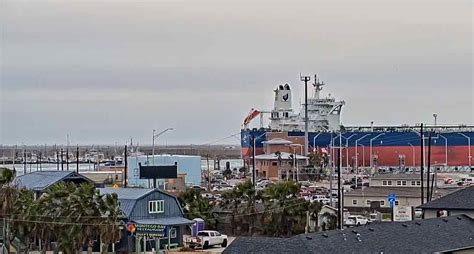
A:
[
  {"xmin": 284, "ymin": 84, "xmax": 290, "ymax": 90},
  {"xmin": 279, "ymin": 85, "xmax": 284, "ymax": 90},
  {"xmin": 284, "ymin": 112, "xmax": 289, "ymax": 118}
]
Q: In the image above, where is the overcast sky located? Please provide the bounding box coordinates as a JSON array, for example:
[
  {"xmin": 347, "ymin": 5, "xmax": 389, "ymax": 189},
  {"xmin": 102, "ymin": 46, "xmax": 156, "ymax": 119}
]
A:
[{"xmin": 1, "ymin": 0, "xmax": 472, "ymax": 145}]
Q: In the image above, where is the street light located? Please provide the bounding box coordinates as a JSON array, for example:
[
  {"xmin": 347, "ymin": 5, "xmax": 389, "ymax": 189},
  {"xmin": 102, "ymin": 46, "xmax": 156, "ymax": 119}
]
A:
[
  {"xmin": 433, "ymin": 114, "xmax": 438, "ymax": 127},
  {"xmin": 458, "ymin": 133, "xmax": 471, "ymax": 169},
  {"xmin": 152, "ymin": 128, "xmax": 174, "ymax": 165},
  {"xmin": 312, "ymin": 133, "xmax": 323, "ymax": 152},
  {"xmin": 408, "ymin": 143, "xmax": 416, "ymax": 167},
  {"xmin": 438, "ymin": 134, "xmax": 448, "ymax": 167},
  {"xmin": 345, "ymin": 134, "xmax": 356, "ymax": 170},
  {"xmin": 252, "ymin": 132, "xmax": 267, "ymax": 186},
  {"xmin": 370, "ymin": 133, "xmax": 385, "ymax": 168},
  {"xmin": 289, "ymin": 144, "xmax": 304, "ymax": 182},
  {"xmin": 355, "ymin": 134, "xmax": 370, "ymax": 173}
]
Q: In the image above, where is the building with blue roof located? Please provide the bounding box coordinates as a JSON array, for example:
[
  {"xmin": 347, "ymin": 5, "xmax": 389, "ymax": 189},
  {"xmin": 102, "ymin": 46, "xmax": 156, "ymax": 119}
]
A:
[
  {"xmin": 13, "ymin": 171, "xmax": 94, "ymax": 193},
  {"xmin": 98, "ymin": 187, "xmax": 193, "ymax": 252}
]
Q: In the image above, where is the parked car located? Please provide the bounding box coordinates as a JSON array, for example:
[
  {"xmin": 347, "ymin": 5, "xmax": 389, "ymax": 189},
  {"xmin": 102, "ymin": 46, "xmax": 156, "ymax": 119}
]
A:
[
  {"xmin": 344, "ymin": 215, "xmax": 369, "ymax": 226},
  {"xmin": 189, "ymin": 230, "xmax": 228, "ymax": 249},
  {"xmin": 201, "ymin": 193, "xmax": 214, "ymax": 199},
  {"xmin": 191, "ymin": 185, "xmax": 206, "ymax": 191}
]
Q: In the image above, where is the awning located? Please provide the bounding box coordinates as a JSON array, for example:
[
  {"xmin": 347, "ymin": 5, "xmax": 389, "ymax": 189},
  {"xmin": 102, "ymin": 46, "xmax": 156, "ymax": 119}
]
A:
[{"xmin": 132, "ymin": 216, "xmax": 194, "ymax": 226}]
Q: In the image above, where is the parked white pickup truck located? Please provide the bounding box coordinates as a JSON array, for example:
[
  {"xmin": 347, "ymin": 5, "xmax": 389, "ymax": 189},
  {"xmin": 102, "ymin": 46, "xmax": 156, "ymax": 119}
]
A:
[{"xmin": 189, "ymin": 230, "xmax": 228, "ymax": 249}]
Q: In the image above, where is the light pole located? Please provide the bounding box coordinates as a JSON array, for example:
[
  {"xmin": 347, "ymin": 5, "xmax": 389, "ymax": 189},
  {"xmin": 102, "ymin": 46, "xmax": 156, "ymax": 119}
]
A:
[
  {"xmin": 300, "ymin": 74, "xmax": 311, "ymax": 156},
  {"xmin": 458, "ymin": 133, "xmax": 471, "ymax": 169},
  {"xmin": 355, "ymin": 134, "xmax": 370, "ymax": 173},
  {"xmin": 359, "ymin": 144, "xmax": 366, "ymax": 167},
  {"xmin": 252, "ymin": 132, "xmax": 267, "ymax": 186},
  {"xmin": 370, "ymin": 133, "xmax": 385, "ymax": 168},
  {"xmin": 312, "ymin": 133, "xmax": 323, "ymax": 152},
  {"xmin": 438, "ymin": 134, "xmax": 448, "ymax": 167},
  {"xmin": 345, "ymin": 134, "xmax": 356, "ymax": 170},
  {"xmin": 152, "ymin": 128, "xmax": 173, "ymax": 165},
  {"xmin": 289, "ymin": 144, "xmax": 304, "ymax": 182},
  {"xmin": 433, "ymin": 114, "xmax": 438, "ymax": 127},
  {"xmin": 408, "ymin": 143, "xmax": 416, "ymax": 167}
]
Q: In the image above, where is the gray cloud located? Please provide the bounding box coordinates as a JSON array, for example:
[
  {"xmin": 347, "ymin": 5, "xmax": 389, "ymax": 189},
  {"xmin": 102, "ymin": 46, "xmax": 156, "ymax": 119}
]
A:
[{"xmin": 1, "ymin": 0, "xmax": 472, "ymax": 145}]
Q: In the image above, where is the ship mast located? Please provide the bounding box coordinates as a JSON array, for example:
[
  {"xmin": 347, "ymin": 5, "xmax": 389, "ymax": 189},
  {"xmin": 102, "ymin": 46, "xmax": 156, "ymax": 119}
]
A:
[{"xmin": 313, "ymin": 74, "xmax": 325, "ymax": 99}]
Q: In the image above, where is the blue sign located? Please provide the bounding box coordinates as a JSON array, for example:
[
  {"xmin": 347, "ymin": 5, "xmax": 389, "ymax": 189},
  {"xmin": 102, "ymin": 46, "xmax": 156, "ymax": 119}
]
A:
[
  {"xmin": 387, "ymin": 194, "xmax": 396, "ymax": 202},
  {"xmin": 388, "ymin": 194, "xmax": 396, "ymax": 208}
]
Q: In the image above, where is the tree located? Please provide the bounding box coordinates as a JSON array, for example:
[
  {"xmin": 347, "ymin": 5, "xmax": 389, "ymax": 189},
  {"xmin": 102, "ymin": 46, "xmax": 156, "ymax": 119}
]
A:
[
  {"xmin": 178, "ymin": 189, "xmax": 217, "ymax": 229},
  {"xmin": 260, "ymin": 181, "xmax": 321, "ymax": 237},
  {"xmin": 9, "ymin": 183, "xmax": 121, "ymax": 254},
  {"xmin": 0, "ymin": 167, "xmax": 16, "ymax": 185}
]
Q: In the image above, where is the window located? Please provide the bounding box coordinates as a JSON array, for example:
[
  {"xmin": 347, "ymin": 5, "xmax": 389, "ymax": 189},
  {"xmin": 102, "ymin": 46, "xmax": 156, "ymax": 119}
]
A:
[
  {"xmin": 171, "ymin": 228, "xmax": 177, "ymax": 238},
  {"xmin": 402, "ymin": 181, "xmax": 407, "ymax": 186},
  {"xmin": 396, "ymin": 181, "xmax": 401, "ymax": 186},
  {"xmin": 380, "ymin": 201, "xmax": 385, "ymax": 206},
  {"xmin": 411, "ymin": 181, "xmax": 416, "ymax": 186},
  {"xmin": 366, "ymin": 200, "xmax": 371, "ymax": 205},
  {"xmin": 416, "ymin": 181, "xmax": 421, "ymax": 186},
  {"xmin": 352, "ymin": 200, "xmax": 358, "ymax": 205},
  {"xmin": 387, "ymin": 181, "xmax": 392, "ymax": 186},
  {"xmin": 382, "ymin": 181, "xmax": 387, "ymax": 186},
  {"xmin": 148, "ymin": 200, "xmax": 164, "ymax": 214},
  {"xmin": 395, "ymin": 200, "xmax": 399, "ymax": 206},
  {"xmin": 197, "ymin": 232, "xmax": 209, "ymax": 236},
  {"xmin": 272, "ymin": 162, "xmax": 278, "ymax": 166}
]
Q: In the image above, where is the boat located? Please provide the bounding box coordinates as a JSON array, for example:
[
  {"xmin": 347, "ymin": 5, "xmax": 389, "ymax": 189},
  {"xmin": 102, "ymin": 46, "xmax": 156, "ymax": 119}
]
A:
[{"xmin": 240, "ymin": 75, "xmax": 474, "ymax": 171}]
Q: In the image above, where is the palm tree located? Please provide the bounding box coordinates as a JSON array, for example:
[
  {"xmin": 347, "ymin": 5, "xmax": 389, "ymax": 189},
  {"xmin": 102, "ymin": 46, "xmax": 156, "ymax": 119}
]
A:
[
  {"xmin": 178, "ymin": 189, "xmax": 217, "ymax": 229},
  {"xmin": 0, "ymin": 167, "xmax": 15, "ymax": 185}
]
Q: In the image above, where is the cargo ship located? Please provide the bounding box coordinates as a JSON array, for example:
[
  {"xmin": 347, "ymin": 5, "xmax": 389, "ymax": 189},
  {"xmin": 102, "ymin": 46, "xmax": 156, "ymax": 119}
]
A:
[{"xmin": 241, "ymin": 75, "xmax": 473, "ymax": 171}]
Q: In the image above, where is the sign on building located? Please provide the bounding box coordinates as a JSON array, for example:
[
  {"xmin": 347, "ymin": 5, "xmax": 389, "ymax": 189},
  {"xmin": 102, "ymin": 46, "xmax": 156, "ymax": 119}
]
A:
[
  {"xmin": 393, "ymin": 206, "xmax": 413, "ymax": 222},
  {"xmin": 135, "ymin": 224, "xmax": 167, "ymax": 238}
]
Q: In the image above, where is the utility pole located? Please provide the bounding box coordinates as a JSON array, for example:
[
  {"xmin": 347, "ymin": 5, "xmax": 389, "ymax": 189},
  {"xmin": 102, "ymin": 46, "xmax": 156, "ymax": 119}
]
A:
[
  {"xmin": 56, "ymin": 146, "xmax": 59, "ymax": 171},
  {"xmin": 427, "ymin": 133, "xmax": 432, "ymax": 203},
  {"xmin": 124, "ymin": 145, "xmax": 128, "ymax": 188},
  {"xmin": 61, "ymin": 148, "xmax": 64, "ymax": 171},
  {"xmin": 207, "ymin": 155, "xmax": 211, "ymax": 191},
  {"xmin": 337, "ymin": 145, "xmax": 342, "ymax": 229},
  {"xmin": 76, "ymin": 145, "xmax": 80, "ymax": 173},
  {"xmin": 252, "ymin": 136, "xmax": 257, "ymax": 187},
  {"xmin": 66, "ymin": 135, "xmax": 70, "ymax": 171},
  {"xmin": 420, "ymin": 124, "xmax": 424, "ymax": 205},
  {"xmin": 23, "ymin": 147, "xmax": 26, "ymax": 175},
  {"xmin": 300, "ymin": 74, "xmax": 311, "ymax": 157}
]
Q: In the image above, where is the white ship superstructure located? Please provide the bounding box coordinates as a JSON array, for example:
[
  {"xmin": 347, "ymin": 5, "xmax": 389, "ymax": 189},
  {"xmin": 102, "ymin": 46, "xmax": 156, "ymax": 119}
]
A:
[{"xmin": 268, "ymin": 77, "xmax": 345, "ymax": 132}]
